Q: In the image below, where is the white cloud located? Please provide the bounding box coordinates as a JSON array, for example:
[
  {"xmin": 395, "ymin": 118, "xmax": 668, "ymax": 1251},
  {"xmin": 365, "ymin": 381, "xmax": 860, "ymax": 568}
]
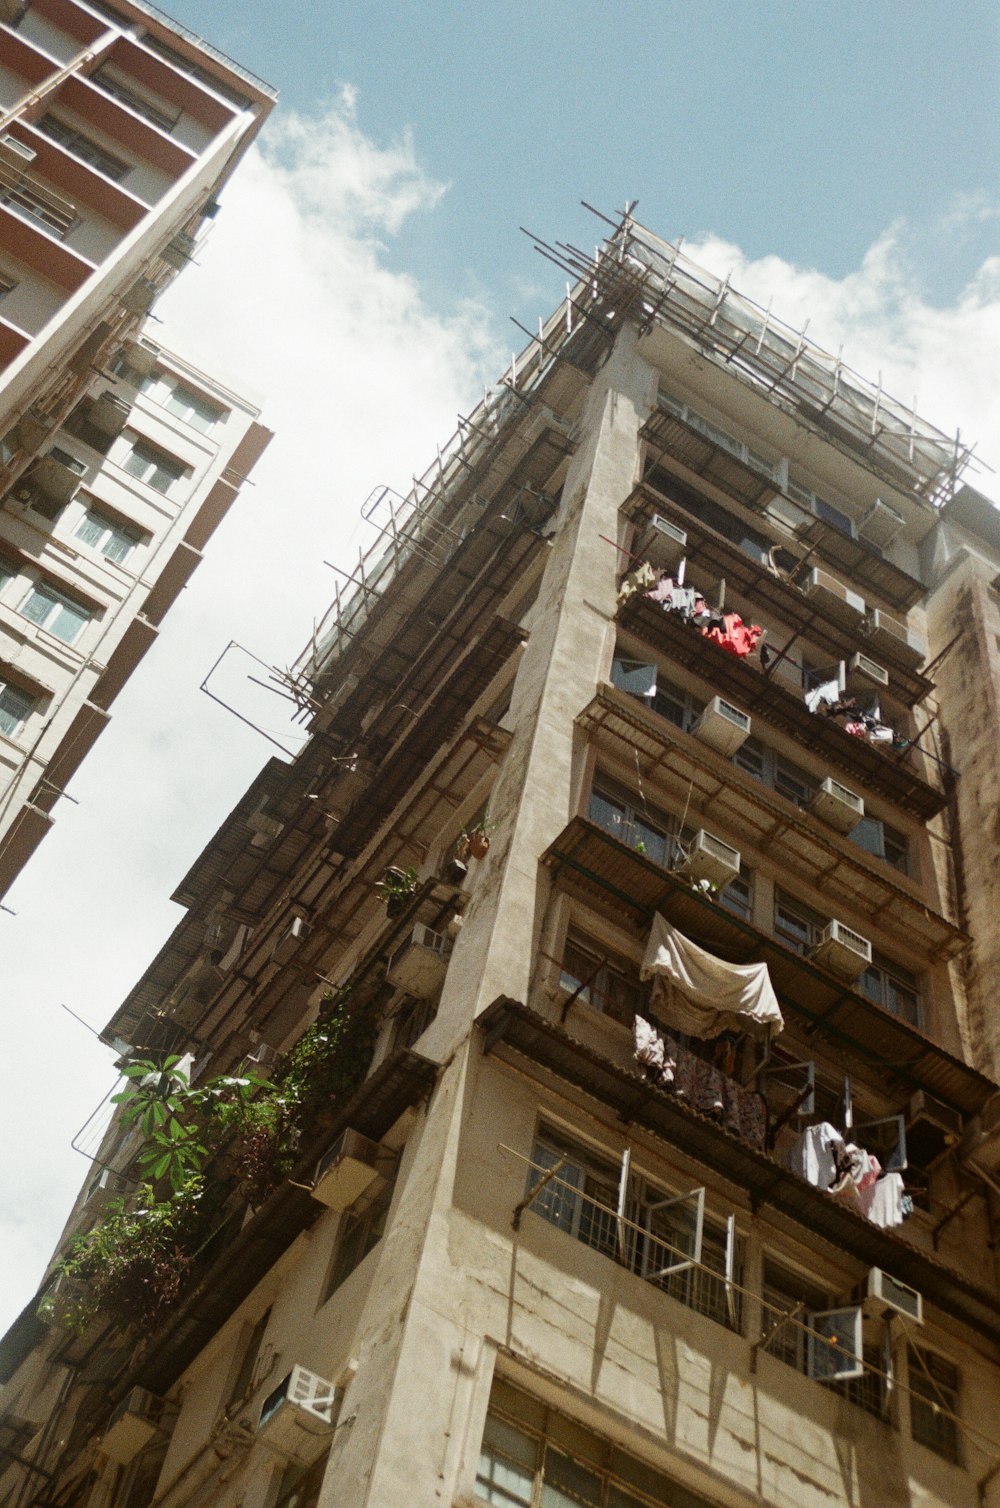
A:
[{"xmin": 2, "ymin": 105, "xmax": 1000, "ymax": 1337}]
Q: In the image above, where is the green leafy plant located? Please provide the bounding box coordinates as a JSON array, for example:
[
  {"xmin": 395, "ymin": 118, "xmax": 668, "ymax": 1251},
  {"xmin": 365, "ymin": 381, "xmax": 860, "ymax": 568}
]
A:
[{"xmin": 373, "ymin": 865, "xmax": 419, "ymax": 906}]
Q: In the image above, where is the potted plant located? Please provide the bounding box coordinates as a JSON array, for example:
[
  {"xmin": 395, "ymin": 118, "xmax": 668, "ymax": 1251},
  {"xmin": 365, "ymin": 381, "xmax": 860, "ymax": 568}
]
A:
[
  {"xmin": 459, "ymin": 811, "xmax": 494, "ymax": 862},
  {"xmin": 374, "ymin": 865, "xmax": 419, "ymax": 918}
]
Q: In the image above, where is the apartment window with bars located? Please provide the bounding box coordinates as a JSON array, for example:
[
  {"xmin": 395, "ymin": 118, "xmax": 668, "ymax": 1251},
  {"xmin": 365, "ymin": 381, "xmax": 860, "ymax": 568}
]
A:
[
  {"xmin": 36, "ymin": 115, "xmax": 131, "ymax": 180},
  {"xmin": 908, "ymin": 1347, "xmax": 960, "ymax": 1463},
  {"xmin": 559, "ymin": 930, "xmax": 645, "ymax": 1025},
  {"xmin": 476, "ymin": 1378, "xmax": 721, "ymax": 1508},
  {"xmin": 859, "ymin": 953, "xmax": 920, "ymax": 1027},
  {"xmin": 0, "ymin": 170, "xmax": 76, "ymax": 239},
  {"xmin": 733, "ymin": 736, "xmax": 814, "ymax": 807},
  {"xmin": 761, "ymin": 1261, "xmax": 887, "ymax": 1419},
  {"xmin": 529, "ymin": 1129, "xmax": 621, "ymax": 1264},
  {"xmin": 123, "ymin": 438, "xmax": 189, "ymax": 495}
]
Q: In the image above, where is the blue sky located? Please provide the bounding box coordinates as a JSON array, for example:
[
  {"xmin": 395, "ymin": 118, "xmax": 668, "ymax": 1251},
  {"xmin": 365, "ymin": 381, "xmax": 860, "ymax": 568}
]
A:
[
  {"xmin": 2, "ymin": 0, "xmax": 999, "ymax": 1332},
  {"xmin": 161, "ymin": 0, "xmax": 1000, "ymax": 312}
]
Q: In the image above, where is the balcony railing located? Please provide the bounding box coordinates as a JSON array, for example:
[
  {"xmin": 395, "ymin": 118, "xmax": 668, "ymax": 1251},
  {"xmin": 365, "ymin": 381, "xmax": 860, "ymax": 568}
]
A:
[{"xmin": 0, "ymin": 157, "xmax": 77, "ymax": 239}]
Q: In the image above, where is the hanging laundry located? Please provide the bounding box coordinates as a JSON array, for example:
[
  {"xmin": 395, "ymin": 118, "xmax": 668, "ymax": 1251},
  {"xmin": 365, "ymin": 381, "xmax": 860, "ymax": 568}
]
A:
[
  {"xmin": 633, "ymin": 1015, "xmax": 674, "ymax": 1085},
  {"xmin": 701, "ymin": 611, "xmax": 763, "ymax": 658},
  {"xmin": 617, "ymin": 561, "xmax": 658, "ymax": 607},
  {"xmin": 631, "ymin": 1015, "xmax": 766, "ymax": 1150},
  {"xmin": 642, "ymin": 913, "xmax": 783, "ymax": 1038},
  {"xmin": 845, "ymin": 720, "xmax": 868, "ymax": 738},
  {"xmin": 804, "ymin": 678, "xmax": 841, "ymax": 715},
  {"xmin": 784, "ymin": 1121, "xmax": 845, "ymax": 1191},
  {"xmin": 858, "ymin": 1172, "xmax": 907, "ymax": 1229},
  {"xmin": 646, "ymin": 573, "xmax": 676, "ymax": 606}
]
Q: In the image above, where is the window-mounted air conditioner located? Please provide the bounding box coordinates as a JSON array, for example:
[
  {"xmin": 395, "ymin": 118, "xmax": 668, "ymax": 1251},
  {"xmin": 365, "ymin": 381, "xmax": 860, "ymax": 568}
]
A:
[
  {"xmin": 809, "ymin": 777, "xmax": 865, "ymax": 833},
  {"xmin": 692, "ymin": 695, "xmax": 751, "ymax": 756},
  {"xmin": 271, "ymin": 915, "xmax": 307, "ymax": 965},
  {"xmin": 847, "ymin": 651, "xmax": 889, "ymax": 690},
  {"xmin": 0, "ymin": 134, "xmax": 36, "ymax": 165},
  {"xmin": 809, "ymin": 919, "xmax": 872, "ymax": 979},
  {"xmin": 311, "ymin": 1128, "xmax": 395, "ymax": 1212},
  {"xmin": 386, "ymin": 923, "xmax": 452, "ymax": 998},
  {"xmin": 906, "ymin": 1089, "xmax": 963, "ymax": 1169},
  {"xmin": 858, "ymin": 497, "xmax": 905, "ymax": 550},
  {"xmin": 257, "ymin": 1366, "xmax": 339, "ymax": 1463},
  {"xmin": 122, "ymin": 278, "xmax": 158, "ymax": 315},
  {"xmin": 102, "ymin": 1388, "xmax": 171, "ymax": 1465},
  {"xmin": 635, "ymin": 514, "xmax": 687, "ymax": 570},
  {"xmin": 676, "ymin": 830, "xmax": 741, "ymax": 887},
  {"xmin": 861, "ymin": 609, "xmax": 927, "ymax": 669},
  {"xmin": 129, "ymin": 338, "xmax": 161, "ymax": 375},
  {"xmin": 85, "ymin": 1168, "xmax": 120, "ymax": 1207},
  {"xmin": 865, "ymin": 1268, "xmax": 923, "ymax": 1325},
  {"xmin": 800, "ymin": 567, "xmax": 866, "ymax": 622}
]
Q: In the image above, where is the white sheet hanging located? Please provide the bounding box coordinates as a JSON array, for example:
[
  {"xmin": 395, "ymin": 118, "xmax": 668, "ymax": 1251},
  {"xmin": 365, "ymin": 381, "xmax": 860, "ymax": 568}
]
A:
[{"xmin": 641, "ymin": 913, "xmax": 784, "ymax": 1039}]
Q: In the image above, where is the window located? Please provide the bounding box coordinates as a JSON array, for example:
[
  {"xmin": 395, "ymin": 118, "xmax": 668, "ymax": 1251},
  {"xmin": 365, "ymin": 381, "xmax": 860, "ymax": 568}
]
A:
[
  {"xmin": 123, "ymin": 439, "xmax": 188, "ymax": 494},
  {"xmin": 762, "ymin": 1261, "xmax": 886, "ymax": 1416},
  {"xmin": 559, "ymin": 931, "xmax": 645, "ymax": 1025},
  {"xmin": 36, "ymin": 115, "xmax": 131, "ymax": 181},
  {"xmin": 477, "ymin": 1377, "xmax": 721, "ymax": 1508},
  {"xmin": 908, "ymin": 1347, "xmax": 960, "ymax": 1463},
  {"xmin": 773, "ymin": 889, "xmax": 825, "ymax": 954},
  {"xmin": 733, "ymin": 736, "xmax": 814, "ymax": 807},
  {"xmin": 859, "ymin": 953, "xmax": 920, "ymax": 1027},
  {"xmin": 0, "ymin": 678, "xmax": 34, "ymax": 738},
  {"xmin": 74, "ymin": 506, "xmax": 141, "ymax": 564},
  {"xmin": 0, "ymin": 174, "xmax": 76, "ymax": 239},
  {"xmin": 227, "ymin": 1307, "xmax": 270, "ymax": 1407},
  {"xmin": 0, "ymin": 554, "xmax": 16, "ymax": 594},
  {"xmin": 91, "ymin": 67, "xmax": 180, "ymax": 133},
  {"xmin": 324, "ymin": 1183, "xmax": 393, "ymax": 1300},
  {"xmin": 529, "ymin": 1129, "xmax": 621, "ymax": 1263},
  {"xmin": 717, "ymin": 870, "xmax": 752, "ymax": 921},
  {"xmin": 165, "ymin": 383, "xmax": 225, "ymax": 434},
  {"xmin": 610, "ymin": 656, "xmax": 704, "ymax": 732},
  {"xmin": 848, "ymin": 816, "xmax": 909, "ymax": 875},
  {"xmin": 0, "ymin": 271, "xmax": 17, "ymax": 300},
  {"xmin": 589, "ymin": 781, "xmax": 671, "ymax": 866},
  {"xmin": 19, "ymin": 580, "xmax": 91, "ymax": 643}
]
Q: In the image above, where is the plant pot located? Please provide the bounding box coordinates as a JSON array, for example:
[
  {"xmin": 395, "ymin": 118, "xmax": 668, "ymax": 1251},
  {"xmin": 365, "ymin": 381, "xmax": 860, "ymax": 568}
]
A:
[
  {"xmin": 442, "ymin": 857, "xmax": 468, "ymax": 885},
  {"xmin": 468, "ymin": 832, "xmax": 490, "ymax": 860},
  {"xmin": 386, "ymin": 894, "xmax": 406, "ymax": 918}
]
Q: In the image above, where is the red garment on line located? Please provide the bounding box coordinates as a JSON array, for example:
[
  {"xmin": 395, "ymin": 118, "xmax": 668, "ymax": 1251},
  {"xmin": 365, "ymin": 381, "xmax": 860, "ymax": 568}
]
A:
[{"xmin": 701, "ymin": 612, "xmax": 763, "ymax": 658}]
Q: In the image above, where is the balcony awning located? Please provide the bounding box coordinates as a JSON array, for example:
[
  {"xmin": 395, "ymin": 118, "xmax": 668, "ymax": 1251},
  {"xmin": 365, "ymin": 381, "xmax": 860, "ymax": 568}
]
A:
[
  {"xmin": 541, "ymin": 816, "xmax": 994, "ymax": 1119},
  {"xmin": 479, "ymin": 996, "xmax": 1000, "ymax": 1344},
  {"xmin": 577, "ymin": 685, "xmax": 966, "ymax": 963},
  {"xmin": 618, "ymin": 593, "xmax": 948, "ymax": 819}
]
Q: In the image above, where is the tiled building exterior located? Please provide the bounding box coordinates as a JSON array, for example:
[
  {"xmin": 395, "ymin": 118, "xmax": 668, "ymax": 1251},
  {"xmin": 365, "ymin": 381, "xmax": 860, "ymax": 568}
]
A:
[
  {"xmin": 3, "ymin": 217, "xmax": 1000, "ymax": 1508},
  {"xmin": 0, "ymin": 0, "xmax": 275, "ymax": 891}
]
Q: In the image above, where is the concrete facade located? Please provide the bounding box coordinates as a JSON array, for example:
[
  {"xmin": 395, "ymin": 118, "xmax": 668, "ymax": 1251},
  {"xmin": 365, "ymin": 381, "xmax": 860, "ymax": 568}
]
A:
[
  {"xmin": 4, "ymin": 219, "xmax": 1000, "ymax": 1508},
  {"xmin": 0, "ymin": 0, "xmax": 275, "ymax": 891}
]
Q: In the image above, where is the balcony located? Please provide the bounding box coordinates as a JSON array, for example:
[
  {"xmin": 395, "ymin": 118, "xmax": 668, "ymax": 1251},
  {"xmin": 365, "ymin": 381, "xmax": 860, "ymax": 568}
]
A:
[
  {"xmin": 617, "ymin": 591, "xmax": 948, "ymax": 820},
  {"xmin": 639, "ymin": 407, "xmax": 925, "ymax": 611},
  {"xmin": 0, "ymin": 151, "xmax": 78, "ymax": 240},
  {"xmin": 479, "ymin": 995, "xmax": 1000, "ymax": 1346},
  {"xmin": 541, "ymin": 816, "xmax": 991, "ymax": 1119},
  {"xmin": 622, "ymin": 479, "xmax": 933, "ymax": 706},
  {"xmin": 578, "ymin": 684, "xmax": 964, "ymax": 964}
]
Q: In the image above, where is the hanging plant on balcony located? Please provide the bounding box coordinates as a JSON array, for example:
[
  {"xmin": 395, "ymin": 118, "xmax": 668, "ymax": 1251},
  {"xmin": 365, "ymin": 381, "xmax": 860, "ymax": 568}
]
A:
[
  {"xmin": 374, "ymin": 865, "xmax": 419, "ymax": 917},
  {"xmin": 458, "ymin": 809, "xmax": 494, "ymax": 861},
  {"xmin": 277, "ymin": 986, "xmax": 379, "ymax": 1142}
]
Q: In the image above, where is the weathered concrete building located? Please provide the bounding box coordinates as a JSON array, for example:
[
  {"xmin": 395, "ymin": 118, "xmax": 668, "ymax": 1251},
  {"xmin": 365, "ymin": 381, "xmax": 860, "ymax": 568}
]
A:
[
  {"xmin": 0, "ymin": 0, "xmax": 275, "ymax": 891},
  {"xmin": 4, "ymin": 215, "xmax": 1000, "ymax": 1508}
]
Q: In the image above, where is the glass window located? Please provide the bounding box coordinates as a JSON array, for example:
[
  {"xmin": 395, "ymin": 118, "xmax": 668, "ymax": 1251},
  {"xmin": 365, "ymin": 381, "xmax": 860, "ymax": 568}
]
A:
[
  {"xmin": 848, "ymin": 817, "xmax": 909, "ymax": 875},
  {"xmin": 165, "ymin": 384, "xmax": 226, "ymax": 434},
  {"xmin": 19, "ymin": 581, "xmax": 90, "ymax": 643},
  {"xmin": 859, "ymin": 954, "xmax": 920, "ymax": 1026},
  {"xmin": 529, "ymin": 1131, "xmax": 620, "ymax": 1263},
  {"xmin": 91, "ymin": 67, "xmax": 180, "ymax": 132},
  {"xmin": 559, "ymin": 932, "xmax": 645, "ymax": 1026},
  {"xmin": 123, "ymin": 439, "xmax": 188, "ymax": 495},
  {"xmin": 717, "ymin": 871, "xmax": 752, "ymax": 921},
  {"xmin": 37, "ymin": 115, "xmax": 130, "ymax": 180},
  {"xmin": 588, "ymin": 781, "xmax": 669, "ymax": 866},
  {"xmin": 0, "ymin": 555, "xmax": 16, "ymax": 593},
  {"xmin": 74, "ymin": 507, "xmax": 141, "ymax": 564},
  {"xmin": 908, "ymin": 1347, "xmax": 960, "ymax": 1463},
  {"xmin": 0, "ymin": 680, "xmax": 34, "ymax": 738},
  {"xmin": 773, "ymin": 889, "xmax": 824, "ymax": 954},
  {"xmin": 324, "ymin": 1183, "xmax": 393, "ymax": 1300}
]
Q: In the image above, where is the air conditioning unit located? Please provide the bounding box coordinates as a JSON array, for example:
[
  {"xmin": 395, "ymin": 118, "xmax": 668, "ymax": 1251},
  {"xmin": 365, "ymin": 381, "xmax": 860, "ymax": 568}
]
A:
[
  {"xmin": 129, "ymin": 337, "xmax": 161, "ymax": 375},
  {"xmin": 122, "ymin": 278, "xmax": 158, "ymax": 315},
  {"xmin": 247, "ymin": 810, "xmax": 282, "ymax": 848},
  {"xmin": 85, "ymin": 1168, "xmax": 120, "ymax": 1207},
  {"xmin": 906, "ymin": 1089, "xmax": 963, "ymax": 1168},
  {"xmin": 257, "ymin": 1366, "xmax": 338, "ymax": 1463},
  {"xmin": 386, "ymin": 924, "xmax": 452, "ymax": 998},
  {"xmin": 809, "ymin": 777, "xmax": 865, "ymax": 833},
  {"xmin": 635, "ymin": 514, "xmax": 687, "ymax": 570},
  {"xmin": 311, "ymin": 1128, "xmax": 394, "ymax": 1211},
  {"xmin": 800, "ymin": 566, "xmax": 866, "ymax": 622},
  {"xmin": 865, "ymin": 1268, "xmax": 923, "ymax": 1324},
  {"xmin": 858, "ymin": 497, "xmax": 905, "ymax": 550},
  {"xmin": 809, "ymin": 919, "xmax": 872, "ymax": 979},
  {"xmin": 271, "ymin": 915, "xmax": 307, "ymax": 964},
  {"xmin": 676, "ymin": 830, "xmax": 741, "ymax": 887},
  {"xmin": 101, "ymin": 1388, "xmax": 171, "ymax": 1465},
  {"xmin": 0, "ymin": 133, "xmax": 36, "ymax": 165},
  {"xmin": 847, "ymin": 651, "xmax": 889, "ymax": 690},
  {"xmin": 861, "ymin": 609, "xmax": 927, "ymax": 669},
  {"xmin": 161, "ymin": 230, "xmax": 197, "ymax": 270},
  {"xmin": 692, "ymin": 695, "xmax": 751, "ymax": 756}
]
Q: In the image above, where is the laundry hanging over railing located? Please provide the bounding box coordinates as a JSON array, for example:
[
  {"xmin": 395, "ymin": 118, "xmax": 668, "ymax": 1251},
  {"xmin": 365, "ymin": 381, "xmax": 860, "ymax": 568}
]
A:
[
  {"xmin": 783, "ymin": 1121, "xmax": 911, "ymax": 1231},
  {"xmin": 640, "ymin": 913, "xmax": 783, "ymax": 1039},
  {"xmin": 633, "ymin": 1014, "xmax": 768, "ymax": 1151},
  {"xmin": 617, "ymin": 562, "xmax": 764, "ymax": 660}
]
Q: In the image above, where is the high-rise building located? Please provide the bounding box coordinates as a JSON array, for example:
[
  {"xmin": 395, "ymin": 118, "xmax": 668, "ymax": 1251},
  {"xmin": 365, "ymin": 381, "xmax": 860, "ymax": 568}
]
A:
[
  {"xmin": 3, "ymin": 215, "xmax": 1000, "ymax": 1508},
  {"xmin": 0, "ymin": 0, "xmax": 276, "ymax": 890}
]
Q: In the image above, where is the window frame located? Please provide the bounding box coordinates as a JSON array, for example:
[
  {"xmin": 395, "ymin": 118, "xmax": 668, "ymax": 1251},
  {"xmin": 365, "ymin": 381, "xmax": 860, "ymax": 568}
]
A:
[
  {"xmin": 122, "ymin": 437, "xmax": 188, "ymax": 495},
  {"xmin": 164, "ymin": 382, "xmax": 226, "ymax": 434},
  {"xmin": 0, "ymin": 677, "xmax": 35, "ymax": 740},
  {"xmin": 73, "ymin": 505, "xmax": 142, "ymax": 564},
  {"xmin": 908, "ymin": 1345, "xmax": 961, "ymax": 1464},
  {"xmin": 36, "ymin": 114, "xmax": 131, "ymax": 181},
  {"xmin": 19, "ymin": 578, "xmax": 91, "ymax": 644}
]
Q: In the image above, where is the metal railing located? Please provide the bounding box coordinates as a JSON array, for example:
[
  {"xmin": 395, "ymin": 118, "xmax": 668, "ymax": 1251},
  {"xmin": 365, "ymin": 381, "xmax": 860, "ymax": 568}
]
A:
[{"xmin": 0, "ymin": 157, "xmax": 77, "ymax": 239}]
